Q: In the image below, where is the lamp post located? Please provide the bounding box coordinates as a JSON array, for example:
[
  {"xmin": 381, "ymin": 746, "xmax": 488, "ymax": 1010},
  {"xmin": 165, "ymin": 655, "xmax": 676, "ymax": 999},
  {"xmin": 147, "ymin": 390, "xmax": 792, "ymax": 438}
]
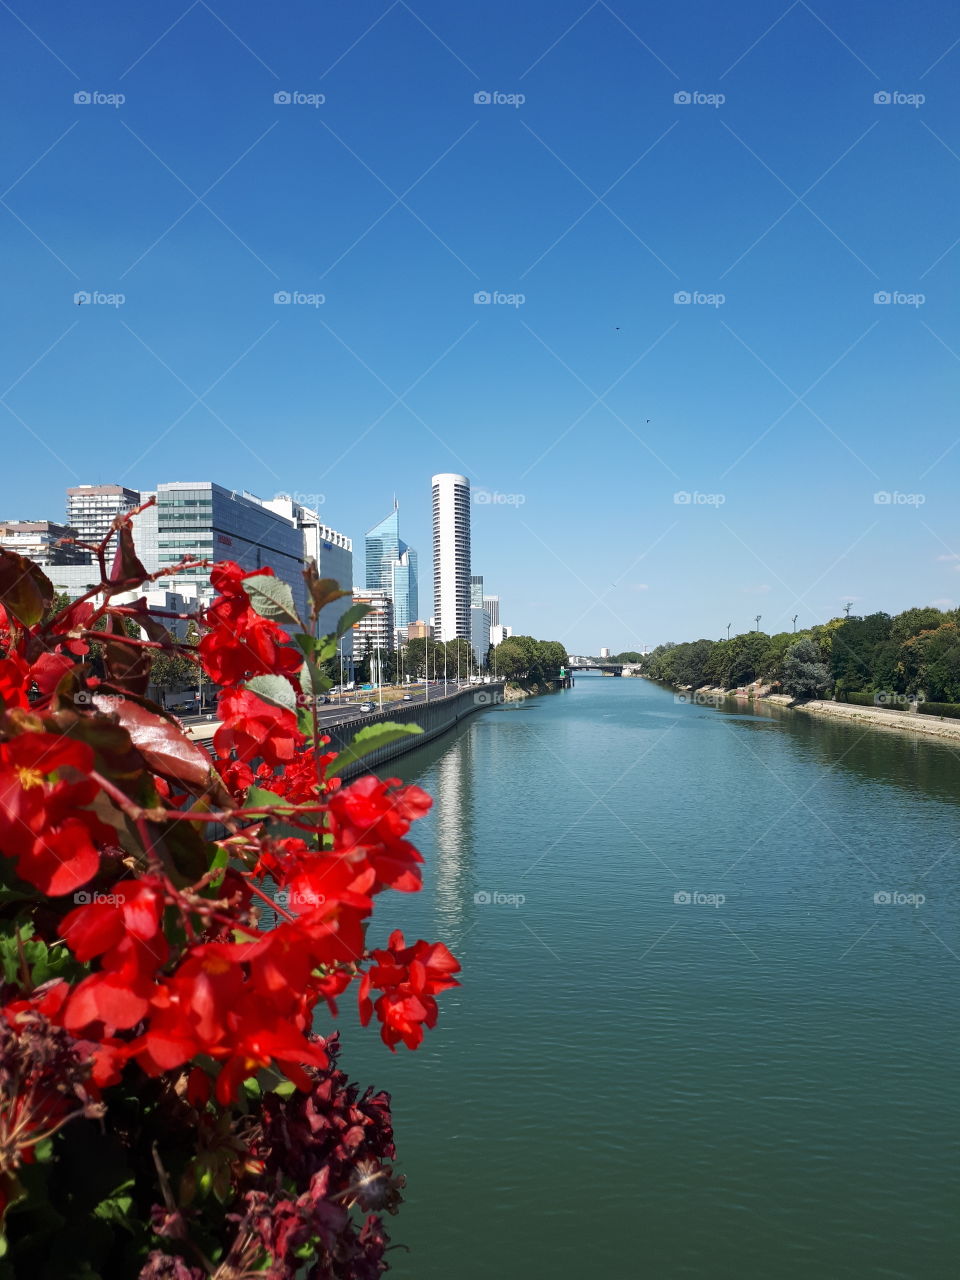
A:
[
  {"xmin": 726, "ymin": 622, "xmax": 731, "ymax": 641},
  {"xmin": 792, "ymin": 615, "xmax": 798, "ymax": 633},
  {"xmin": 754, "ymin": 615, "xmax": 762, "ymax": 632}
]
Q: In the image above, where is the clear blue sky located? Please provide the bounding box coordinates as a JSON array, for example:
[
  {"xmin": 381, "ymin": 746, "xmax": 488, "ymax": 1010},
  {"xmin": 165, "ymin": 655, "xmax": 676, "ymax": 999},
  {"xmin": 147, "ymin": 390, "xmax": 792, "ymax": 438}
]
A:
[{"xmin": 1, "ymin": 0, "xmax": 958, "ymax": 651}]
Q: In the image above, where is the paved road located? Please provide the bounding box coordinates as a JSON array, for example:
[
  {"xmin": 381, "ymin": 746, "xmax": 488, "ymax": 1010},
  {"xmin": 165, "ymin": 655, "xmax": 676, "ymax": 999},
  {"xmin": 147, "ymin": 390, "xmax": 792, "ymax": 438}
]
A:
[{"xmin": 182, "ymin": 682, "xmax": 486, "ymax": 738}]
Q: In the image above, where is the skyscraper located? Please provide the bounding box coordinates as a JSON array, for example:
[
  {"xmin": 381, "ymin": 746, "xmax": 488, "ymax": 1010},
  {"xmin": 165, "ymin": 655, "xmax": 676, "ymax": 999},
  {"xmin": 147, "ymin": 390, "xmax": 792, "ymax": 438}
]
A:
[
  {"xmin": 483, "ymin": 595, "xmax": 500, "ymax": 627},
  {"xmin": 432, "ymin": 473, "xmax": 471, "ymax": 643},
  {"xmin": 66, "ymin": 484, "xmax": 140, "ymax": 550},
  {"xmin": 365, "ymin": 503, "xmax": 418, "ymax": 636},
  {"xmin": 470, "ymin": 574, "xmax": 484, "ymax": 608}
]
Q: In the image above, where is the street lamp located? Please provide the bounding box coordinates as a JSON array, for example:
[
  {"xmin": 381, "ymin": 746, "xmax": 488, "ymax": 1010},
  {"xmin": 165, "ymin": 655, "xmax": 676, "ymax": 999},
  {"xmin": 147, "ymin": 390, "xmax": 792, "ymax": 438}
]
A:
[
  {"xmin": 754, "ymin": 615, "xmax": 762, "ymax": 632},
  {"xmin": 726, "ymin": 622, "xmax": 731, "ymax": 641}
]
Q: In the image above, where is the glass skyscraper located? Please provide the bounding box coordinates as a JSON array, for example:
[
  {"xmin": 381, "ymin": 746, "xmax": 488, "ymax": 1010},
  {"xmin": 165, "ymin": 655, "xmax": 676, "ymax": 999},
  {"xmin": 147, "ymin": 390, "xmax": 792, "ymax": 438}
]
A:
[{"xmin": 365, "ymin": 503, "xmax": 417, "ymax": 637}]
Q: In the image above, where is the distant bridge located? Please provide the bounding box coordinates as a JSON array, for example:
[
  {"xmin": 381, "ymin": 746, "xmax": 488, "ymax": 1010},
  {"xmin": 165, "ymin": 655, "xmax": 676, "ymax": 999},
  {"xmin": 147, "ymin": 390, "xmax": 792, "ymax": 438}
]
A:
[{"xmin": 568, "ymin": 661, "xmax": 623, "ymax": 675}]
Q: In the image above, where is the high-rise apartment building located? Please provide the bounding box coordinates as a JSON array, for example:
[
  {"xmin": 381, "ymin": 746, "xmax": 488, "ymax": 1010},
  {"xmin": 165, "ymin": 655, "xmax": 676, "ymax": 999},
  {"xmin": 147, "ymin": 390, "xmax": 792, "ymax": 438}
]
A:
[
  {"xmin": 407, "ymin": 620, "xmax": 433, "ymax": 641},
  {"xmin": 352, "ymin": 589, "xmax": 394, "ymax": 658},
  {"xmin": 365, "ymin": 504, "xmax": 417, "ymax": 637},
  {"xmin": 66, "ymin": 485, "xmax": 140, "ymax": 549},
  {"xmin": 470, "ymin": 605, "xmax": 490, "ymax": 664},
  {"xmin": 470, "ymin": 575, "xmax": 484, "ymax": 608},
  {"xmin": 482, "ymin": 594, "xmax": 500, "ymax": 627},
  {"xmin": 432, "ymin": 473, "xmax": 471, "ymax": 643}
]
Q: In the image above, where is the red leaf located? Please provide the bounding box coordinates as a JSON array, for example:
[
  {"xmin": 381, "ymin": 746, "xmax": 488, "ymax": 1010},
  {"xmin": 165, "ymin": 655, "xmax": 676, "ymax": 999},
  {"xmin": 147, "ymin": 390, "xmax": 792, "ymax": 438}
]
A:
[
  {"xmin": 0, "ymin": 549, "xmax": 53, "ymax": 627},
  {"xmin": 94, "ymin": 695, "xmax": 229, "ymax": 801}
]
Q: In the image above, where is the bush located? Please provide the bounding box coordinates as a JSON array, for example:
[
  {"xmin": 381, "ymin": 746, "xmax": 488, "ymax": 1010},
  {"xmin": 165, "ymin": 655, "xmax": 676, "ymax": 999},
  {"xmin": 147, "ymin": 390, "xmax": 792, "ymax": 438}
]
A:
[{"xmin": 917, "ymin": 701, "xmax": 960, "ymax": 719}]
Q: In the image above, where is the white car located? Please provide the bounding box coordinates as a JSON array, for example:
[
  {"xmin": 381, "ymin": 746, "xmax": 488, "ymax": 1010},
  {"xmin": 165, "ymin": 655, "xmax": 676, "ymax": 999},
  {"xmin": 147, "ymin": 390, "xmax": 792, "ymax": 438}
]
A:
[{"xmin": 359, "ymin": 702, "xmax": 375, "ymax": 713}]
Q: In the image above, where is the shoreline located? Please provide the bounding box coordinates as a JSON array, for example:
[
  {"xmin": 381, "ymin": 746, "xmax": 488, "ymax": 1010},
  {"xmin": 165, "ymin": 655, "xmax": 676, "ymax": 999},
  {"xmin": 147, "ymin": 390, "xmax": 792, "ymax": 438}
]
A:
[{"xmin": 650, "ymin": 678, "xmax": 960, "ymax": 742}]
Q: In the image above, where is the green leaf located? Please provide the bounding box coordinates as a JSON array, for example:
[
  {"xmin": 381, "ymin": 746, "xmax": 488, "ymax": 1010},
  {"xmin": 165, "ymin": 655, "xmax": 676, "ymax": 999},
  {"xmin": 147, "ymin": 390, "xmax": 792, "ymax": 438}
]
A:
[
  {"xmin": 299, "ymin": 657, "xmax": 326, "ymax": 697},
  {"xmin": 272, "ymin": 1080, "xmax": 297, "ymax": 1098},
  {"xmin": 293, "ymin": 631, "xmax": 321, "ymax": 658},
  {"xmin": 327, "ymin": 721, "xmax": 423, "ymax": 775},
  {"xmin": 243, "ymin": 574, "xmax": 300, "ymax": 625},
  {"xmin": 335, "ymin": 602, "xmax": 371, "ymax": 637},
  {"xmin": 245, "ymin": 674, "xmax": 297, "ymax": 714},
  {"xmin": 246, "ymin": 784, "xmax": 298, "ymax": 817},
  {"xmin": 207, "ymin": 845, "xmax": 230, "ymax": 890}
]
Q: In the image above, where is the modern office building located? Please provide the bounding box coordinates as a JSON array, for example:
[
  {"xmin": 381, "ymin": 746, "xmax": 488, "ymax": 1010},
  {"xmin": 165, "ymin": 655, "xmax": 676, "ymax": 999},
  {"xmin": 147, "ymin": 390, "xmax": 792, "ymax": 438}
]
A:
[
  {"xmin": 407, "ymin": 620, "xmax": 433, "ymax": 641},
  {"xmin": 66, "ymin": 485, "xmax": 140, "ymax": 550},
  {"xmin": 600, "ymin": 647, "xmax": 611, "ymax": 659},
  {"xmin": 470, "ymin": 575, "xmax": 484, "ymax": 608},
  {"xmin": 264, "ymin": 496, "xmax": 353, "ymax": 652},
  {"xmin": 365, "ymin": 503, "xmax": 417, "ymax": 638},
  {"xmin": 490, "ymin": 625, "xmax": 513, "ymax": 647},
  {"xmin": 483, "ymin": 594, "xmax": 500, "ymax": 627},
  {"xmin": 470, "ymin": 605, "xmax": 490, "ymax": 664},
  {"xmin": 352, "ymin": 589, "xmax": 394, "ymax": 659},
  {"xmin": 0, "ymin": 520, "xmax": 85, "ymax": 566},
  {"xmin": 432, "ymin": 473, "xmax": 471, "ymax": 643}
]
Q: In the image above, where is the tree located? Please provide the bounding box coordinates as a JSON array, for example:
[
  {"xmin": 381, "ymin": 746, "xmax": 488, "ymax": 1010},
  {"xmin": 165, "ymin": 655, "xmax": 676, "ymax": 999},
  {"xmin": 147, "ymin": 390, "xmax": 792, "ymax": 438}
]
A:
[{"xmin": 782, "ymin": 637, "xmax": 831, "ymax": 700}]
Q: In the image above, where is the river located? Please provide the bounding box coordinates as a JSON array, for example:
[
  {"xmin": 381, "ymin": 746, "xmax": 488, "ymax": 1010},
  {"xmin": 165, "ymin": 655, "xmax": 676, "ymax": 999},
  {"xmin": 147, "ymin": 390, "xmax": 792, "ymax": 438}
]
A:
[{"xmin": 335, "ymin": 671, "xmax": 960, "ymax": 1279}]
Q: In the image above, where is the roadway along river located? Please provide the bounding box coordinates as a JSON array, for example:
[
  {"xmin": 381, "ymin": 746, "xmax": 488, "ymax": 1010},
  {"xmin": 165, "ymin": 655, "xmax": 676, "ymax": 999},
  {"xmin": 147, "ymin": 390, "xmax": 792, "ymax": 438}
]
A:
[{"xmin": 334, "ymin": 671, "xmax": 960, "ymax": 1280}]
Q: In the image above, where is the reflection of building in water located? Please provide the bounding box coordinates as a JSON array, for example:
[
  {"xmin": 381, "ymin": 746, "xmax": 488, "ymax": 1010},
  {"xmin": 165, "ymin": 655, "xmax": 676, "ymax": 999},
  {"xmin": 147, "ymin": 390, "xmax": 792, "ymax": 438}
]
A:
[{"xmin": 431, "ymin": 730, "xmax": 474, "ymax": 931}]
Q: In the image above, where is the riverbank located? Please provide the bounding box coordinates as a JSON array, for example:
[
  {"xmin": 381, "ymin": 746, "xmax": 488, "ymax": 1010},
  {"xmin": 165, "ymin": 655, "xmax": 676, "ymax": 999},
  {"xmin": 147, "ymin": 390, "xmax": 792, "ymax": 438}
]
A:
[{"xmin": 503, "ymin": 679, "xmax": 565, "ymax": 701}]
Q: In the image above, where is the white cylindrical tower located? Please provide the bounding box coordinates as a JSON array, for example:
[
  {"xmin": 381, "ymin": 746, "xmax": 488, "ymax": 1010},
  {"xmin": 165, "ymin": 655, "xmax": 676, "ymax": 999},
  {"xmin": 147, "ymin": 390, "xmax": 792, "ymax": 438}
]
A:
[{"xmin": 431, "ymin": 473, "xmax": 471, "ymax": 643}]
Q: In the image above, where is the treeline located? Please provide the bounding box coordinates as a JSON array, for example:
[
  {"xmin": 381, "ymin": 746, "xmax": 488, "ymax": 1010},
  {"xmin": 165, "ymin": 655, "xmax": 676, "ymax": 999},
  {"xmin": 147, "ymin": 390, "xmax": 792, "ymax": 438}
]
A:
[{"xmin": 644, "ymin": 606, "xmax": 960, "ymax": 704}]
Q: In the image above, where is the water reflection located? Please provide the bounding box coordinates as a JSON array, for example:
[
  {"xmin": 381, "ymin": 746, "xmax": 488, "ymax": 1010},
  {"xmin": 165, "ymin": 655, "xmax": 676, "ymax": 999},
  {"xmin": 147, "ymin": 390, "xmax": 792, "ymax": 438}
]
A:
[{"xmin": 431, "ymin": 732, "xmax": 472, "ymax": 931}]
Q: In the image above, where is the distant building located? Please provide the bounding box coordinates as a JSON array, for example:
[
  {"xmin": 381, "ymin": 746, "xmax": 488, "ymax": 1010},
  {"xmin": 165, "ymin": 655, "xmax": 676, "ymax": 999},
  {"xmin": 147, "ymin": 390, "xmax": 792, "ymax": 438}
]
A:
[
  {"xmin": 407, "ymin": 620, "xmax": 433, "ymax": 641},
  {"xmin": 470, "ymin": 605, "xmax": 490, "ymax": 664},
  {"xmin": 432, "ymin": 473, "xmax": 471, "ymax": 643},
  {"xmin": 600, "ymin": 647, "xmax": 611, "ymax": 659},
  {"xmin": 264, "ymin": 496, "xmax": 353, "ymax": 653},
  {"xmin": 365, "ymin": 504, "xmax": 418, "ymax": 637},
  {"xmin": 482, "ymin": 594, "xmax": 500, "ymax": 627},
  {"xmin": 490, "ymin": 625, "xmax": 513, "ymax": 647},
  {"xmin": 66, "ymin": 484, "xmax": 140, "ymax": 550},
  {"xmin": 470, "ymin": 574, "xmax": 484, "ymax": 608},
  {"xmin": 352, "ymin": 589, "xmax": 394, "ymax": 658},
  {"xmin": 0, "ymin": 520, "xmax": 85, "ymax": 566}
]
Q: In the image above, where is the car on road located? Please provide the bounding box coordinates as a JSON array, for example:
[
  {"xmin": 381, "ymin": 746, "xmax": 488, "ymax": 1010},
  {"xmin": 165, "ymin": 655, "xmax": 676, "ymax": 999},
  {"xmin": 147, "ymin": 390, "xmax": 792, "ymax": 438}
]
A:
[
  {"xmin": 359, "ymin": 702, "xmax": 375, "ymax": 713},
  {"xmin": 402, "ymin": 693, "xmax": 413, "ymax": 701}
]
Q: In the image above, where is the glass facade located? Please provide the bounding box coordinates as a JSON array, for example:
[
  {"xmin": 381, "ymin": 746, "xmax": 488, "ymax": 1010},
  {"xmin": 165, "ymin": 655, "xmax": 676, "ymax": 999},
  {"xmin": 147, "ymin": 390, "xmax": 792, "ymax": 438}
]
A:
[{"xmin": 365, "ymin": 505, "xmax": 418, "ymax": 635}]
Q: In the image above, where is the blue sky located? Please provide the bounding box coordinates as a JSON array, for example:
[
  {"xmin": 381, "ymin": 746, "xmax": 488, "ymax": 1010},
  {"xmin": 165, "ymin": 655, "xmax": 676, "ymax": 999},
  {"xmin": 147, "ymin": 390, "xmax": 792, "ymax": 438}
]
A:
[{"xmin": 1, "ymin": 0, "xmax": 958, "ymax": 651}]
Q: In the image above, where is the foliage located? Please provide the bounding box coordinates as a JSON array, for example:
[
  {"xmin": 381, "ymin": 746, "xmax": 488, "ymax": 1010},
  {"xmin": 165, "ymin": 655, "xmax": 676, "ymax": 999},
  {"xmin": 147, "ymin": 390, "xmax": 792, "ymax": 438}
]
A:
[
  {"xmin": 643, "ymin": 605, "xmax": 960, "ymax": 703},
  {"xmin": 917, "ymin": 701, "xmax": 960, "ymax": 719},
  {"xmin": 0, "ymin": 506, "xmax": 458, "ymax": 1277},
  {"xmin": 493, "ymin": 636, "xmax": 568, "ymax": 684},
  {"xmin": 781, "ymin": 638, "xmax": 831, "ymax": 702}
]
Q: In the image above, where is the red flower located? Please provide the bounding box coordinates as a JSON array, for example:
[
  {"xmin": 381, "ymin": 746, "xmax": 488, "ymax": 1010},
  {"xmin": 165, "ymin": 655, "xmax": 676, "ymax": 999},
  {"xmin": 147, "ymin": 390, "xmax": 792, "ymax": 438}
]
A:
[
  {"xmin": 199, "ymin": 562, "xmax": 301, "ymax": 686},
  {"xmin": 359, "ymin": 930, "xmax": 460, "ymax": 1051}
]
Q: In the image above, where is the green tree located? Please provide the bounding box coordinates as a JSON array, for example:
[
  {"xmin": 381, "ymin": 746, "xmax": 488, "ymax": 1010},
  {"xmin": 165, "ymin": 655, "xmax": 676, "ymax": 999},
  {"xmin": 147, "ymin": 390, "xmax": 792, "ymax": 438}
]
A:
[{"xmin": 782, "ymin": 637, "xmax": 831, "ymax": 701}]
